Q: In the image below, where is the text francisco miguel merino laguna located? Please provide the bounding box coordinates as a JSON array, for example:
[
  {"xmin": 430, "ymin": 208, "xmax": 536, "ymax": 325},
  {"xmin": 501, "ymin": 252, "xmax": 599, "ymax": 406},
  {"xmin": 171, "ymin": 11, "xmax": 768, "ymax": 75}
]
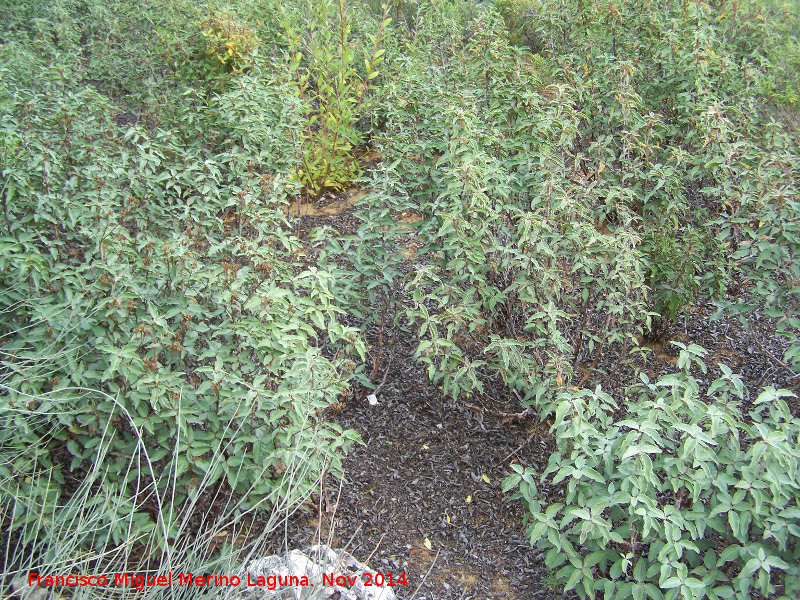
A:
[{"xmin": 27, "ymin": 572, "xmax": 370, "ymax": 591}]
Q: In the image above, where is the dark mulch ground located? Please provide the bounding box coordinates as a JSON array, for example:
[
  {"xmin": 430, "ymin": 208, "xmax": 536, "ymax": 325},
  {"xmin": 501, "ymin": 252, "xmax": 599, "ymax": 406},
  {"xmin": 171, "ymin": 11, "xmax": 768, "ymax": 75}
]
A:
[
  {"xmin": 265, "ymin": 193, "xmax": 800, "ymax": 600},
  {"xmin": 268, "ymin": 316, "xmax": 557, "ymax": 600}
]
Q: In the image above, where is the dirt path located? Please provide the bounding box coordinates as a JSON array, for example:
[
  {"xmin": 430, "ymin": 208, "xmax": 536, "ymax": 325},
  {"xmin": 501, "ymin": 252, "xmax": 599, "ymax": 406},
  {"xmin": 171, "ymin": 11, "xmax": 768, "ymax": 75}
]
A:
[{"xmin": 277, "ymin": 319, "xmax": 558, "ymax": 599}]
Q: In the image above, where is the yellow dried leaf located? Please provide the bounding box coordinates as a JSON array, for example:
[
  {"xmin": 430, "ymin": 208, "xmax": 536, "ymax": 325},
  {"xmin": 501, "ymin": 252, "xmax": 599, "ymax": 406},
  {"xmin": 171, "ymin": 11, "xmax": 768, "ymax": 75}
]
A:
[
  {"xmin": 481, "ymin": 474, "xmax": 490, "ymax": 484},
  {"xmin": 423, "ymin": 538, "xmax": 432, "ymax": 550}
]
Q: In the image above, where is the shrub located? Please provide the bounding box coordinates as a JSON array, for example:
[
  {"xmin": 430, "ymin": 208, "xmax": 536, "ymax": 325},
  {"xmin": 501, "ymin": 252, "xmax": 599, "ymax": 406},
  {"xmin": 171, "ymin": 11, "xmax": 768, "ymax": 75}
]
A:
[
  {"xmin": 1, "ymin": 387, "xmax": 328, "ymax": 592},
  {"xmin": 279, "ymin": 0, "xmax": 392, "ymax": 197},
  {"xmin": 505, "ymin": 343, "xmax": 800, "ymax": 600},
  {"xmin": 361, "ymin": 5, "xmax": 650, "ymax": 402},
  {"xmin": 505, "ymin": 0, "xmax": 800, "ymax": 342},
  {"xmin": 200, "ymin": 9, "xmax": 261, "ymax": 76},
  {"xmin": 0, "ymin": 0, "xmax": 363, "ymax": 556}
]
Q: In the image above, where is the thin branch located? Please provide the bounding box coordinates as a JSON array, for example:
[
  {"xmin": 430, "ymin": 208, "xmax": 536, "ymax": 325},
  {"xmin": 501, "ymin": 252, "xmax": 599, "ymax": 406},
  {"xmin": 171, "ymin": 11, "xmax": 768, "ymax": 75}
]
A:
[{"xmin": 410, "ymin": 549, "xmax": 440, "ymax": 600}]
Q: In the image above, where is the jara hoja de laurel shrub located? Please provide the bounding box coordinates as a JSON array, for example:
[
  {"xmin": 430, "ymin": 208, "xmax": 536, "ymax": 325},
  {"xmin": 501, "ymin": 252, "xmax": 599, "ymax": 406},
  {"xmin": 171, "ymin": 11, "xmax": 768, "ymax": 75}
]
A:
[
  {"xmin": 361, "ymin": 1, "xmax": 800, "ymax": 597},
  {"xmin": 504, "ymin": 344, "xmax": 800, "ymax": 600},
  {"xmin": 0, "ymin": 4, "xmax": 366, "ymax": 558}
]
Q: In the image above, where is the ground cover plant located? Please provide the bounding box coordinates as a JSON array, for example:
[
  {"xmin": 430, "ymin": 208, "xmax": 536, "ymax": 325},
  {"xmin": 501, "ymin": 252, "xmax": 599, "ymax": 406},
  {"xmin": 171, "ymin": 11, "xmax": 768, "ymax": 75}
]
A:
[{"xmin": 1, "ymin": 0, "xmax": 799, "ymax": 598}]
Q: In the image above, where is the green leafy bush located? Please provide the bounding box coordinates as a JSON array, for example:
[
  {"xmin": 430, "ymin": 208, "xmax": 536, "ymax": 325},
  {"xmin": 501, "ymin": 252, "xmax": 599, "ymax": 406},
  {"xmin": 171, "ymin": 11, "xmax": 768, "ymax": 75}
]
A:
[
  {"xmin": 1, "ymin": 382, "xmax": 327, "ymax": 591},
  {"xmin": 505, "ymin": 344, "xmax": 800, "ymax": 600},
  {"xmin": 279, "ymin": 0, "xmax": 391, "ymax": 196},
  {"xmin": 360, "ymin": 6, "xmax": 650, "ymax": 401},
  {"xmin": 507, "ymin": 0, "xmax": 800, "ymax": 336},
  {"xmin": 200, "ymin": 9, "xmax": 261, "ymax": 76},
  {"xmin": 0, "ymin": 0, "xmax": 363, "ymax": 555}
]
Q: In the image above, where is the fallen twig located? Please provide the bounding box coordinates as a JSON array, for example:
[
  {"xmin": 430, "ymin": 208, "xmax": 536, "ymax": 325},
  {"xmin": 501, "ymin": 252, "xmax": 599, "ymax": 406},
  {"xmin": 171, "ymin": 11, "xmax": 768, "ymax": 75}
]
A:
[
  {"xmin": 762, "ymin": 346, "xmax": 800, "ymax": 380},
  {"xmin": 502, "ymin": 429, "xmax": 538, "ymax": 462},
  {"xmin": 410, "ymin": 548, "xmax": 440, "ymax": 600}
]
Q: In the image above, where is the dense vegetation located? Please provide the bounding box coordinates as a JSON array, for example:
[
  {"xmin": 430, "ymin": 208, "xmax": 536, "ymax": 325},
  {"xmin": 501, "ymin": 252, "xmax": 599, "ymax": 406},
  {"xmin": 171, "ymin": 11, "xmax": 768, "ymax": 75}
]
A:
[{"xmin": 1, "ymin": 0, "xmax": 799, "ymax": 598}]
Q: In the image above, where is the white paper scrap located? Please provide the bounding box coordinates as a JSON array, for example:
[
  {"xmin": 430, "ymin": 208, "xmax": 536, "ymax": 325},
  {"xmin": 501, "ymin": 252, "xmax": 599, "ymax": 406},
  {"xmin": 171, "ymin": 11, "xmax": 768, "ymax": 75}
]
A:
[{"xmin": 367, "ymin": 394, "xmax": 378, "ymax": 406}]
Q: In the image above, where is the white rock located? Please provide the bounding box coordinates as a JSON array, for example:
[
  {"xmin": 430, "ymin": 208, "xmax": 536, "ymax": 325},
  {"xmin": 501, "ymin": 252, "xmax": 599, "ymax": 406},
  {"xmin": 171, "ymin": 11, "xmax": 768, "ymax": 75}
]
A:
[{"xmin": 236, "ymin": 545, "xmax": 397, "ymax": 600}]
